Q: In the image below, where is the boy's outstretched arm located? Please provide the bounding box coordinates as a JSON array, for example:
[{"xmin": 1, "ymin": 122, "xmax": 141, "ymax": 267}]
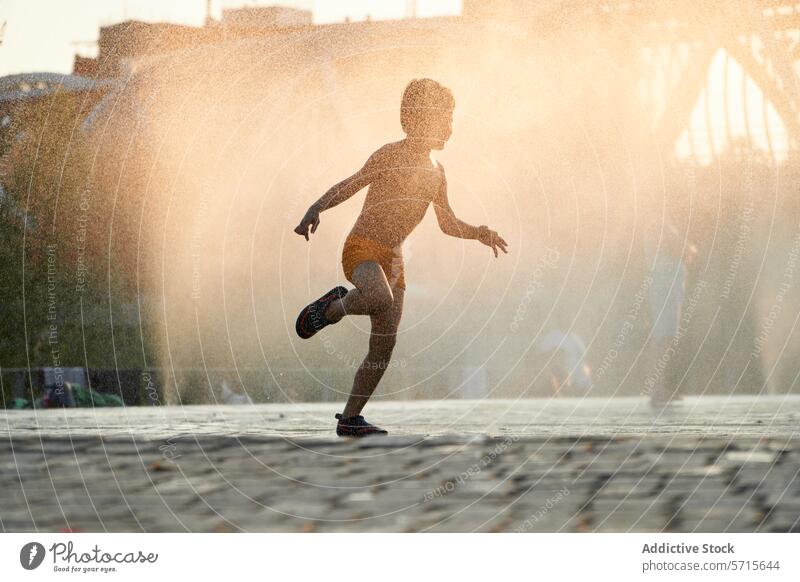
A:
[
  {"xmin": 433, "ymin": 171, "xmax": 509, "ymax": 257},
  {"xmin": 294, "ymin": 152, "xmax": 381, "ymax": 241}
]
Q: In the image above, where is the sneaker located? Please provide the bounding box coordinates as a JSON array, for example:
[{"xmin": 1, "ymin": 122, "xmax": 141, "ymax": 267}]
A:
[
  {"xmin": 335, "ymin": 413, "xmax": 388, "ymax": 437},
  {"xmin": 295, "ymin": 286, "xmax": 348, "ymax": 339}
]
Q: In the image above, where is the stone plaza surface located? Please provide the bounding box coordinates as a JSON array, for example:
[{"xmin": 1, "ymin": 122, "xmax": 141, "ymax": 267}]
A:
[{"xmin": 1, "ymin": 396, "xmax": 799, "ymax": 532}]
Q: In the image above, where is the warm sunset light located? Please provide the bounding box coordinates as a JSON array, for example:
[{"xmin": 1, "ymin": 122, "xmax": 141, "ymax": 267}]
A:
[{"xmin": 2, "ymin": 1, "xmax": 800, "ymax": 555}]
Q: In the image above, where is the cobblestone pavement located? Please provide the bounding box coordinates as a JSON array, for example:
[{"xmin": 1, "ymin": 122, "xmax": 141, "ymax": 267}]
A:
[{"xmin": 1, "ymin": 397, "xmax": 799, "ymax": 532}]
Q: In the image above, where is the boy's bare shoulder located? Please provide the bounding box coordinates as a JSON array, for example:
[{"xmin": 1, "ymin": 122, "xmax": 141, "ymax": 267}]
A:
[{"xmin": 367, "ymin": 140, "xmax": 405, "ymax": 166}]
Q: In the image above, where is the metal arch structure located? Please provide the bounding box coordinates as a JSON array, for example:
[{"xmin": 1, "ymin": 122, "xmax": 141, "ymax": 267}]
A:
[
  {"xmin": 578, "ymin": 0, "xmax": 800, "ymax": 160},
  {"xmin": 471, "ymin": 0, "xmax": 800, "ymax": 161}
]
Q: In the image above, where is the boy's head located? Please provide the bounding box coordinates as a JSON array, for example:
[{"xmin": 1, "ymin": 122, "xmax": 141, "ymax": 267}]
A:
[{"xmin": 400, "ymin": 78, "xmax": 454, "ymax": 150}]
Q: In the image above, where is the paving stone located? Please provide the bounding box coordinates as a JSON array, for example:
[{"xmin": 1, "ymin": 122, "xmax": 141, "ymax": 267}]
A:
[{"xmin": 2, "ymin": 399, "xmax": 800, "ymax": 531}]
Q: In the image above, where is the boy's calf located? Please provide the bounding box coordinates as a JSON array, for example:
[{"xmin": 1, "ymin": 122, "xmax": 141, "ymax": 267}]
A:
[{"xmin": 367, "ymin": 331, "xmax": 397, "ymax": 362}]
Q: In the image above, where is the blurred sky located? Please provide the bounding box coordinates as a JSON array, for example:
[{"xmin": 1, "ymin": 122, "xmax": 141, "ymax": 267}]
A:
[{"xmin": 0, "ymin": 0, "xmax": 462, "ymax": 76}]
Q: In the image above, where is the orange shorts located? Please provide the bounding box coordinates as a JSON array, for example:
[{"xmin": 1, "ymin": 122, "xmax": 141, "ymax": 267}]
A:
[{"xmin": 341, "ymin": 234, "xmax": 405, "ymax": 289}]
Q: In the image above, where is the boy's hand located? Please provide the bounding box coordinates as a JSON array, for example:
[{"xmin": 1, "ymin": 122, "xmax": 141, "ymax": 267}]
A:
[
  {"xmin": 294, "ymin": 206, "xmax": 320, "ymax": 241},
  {"xmin": 478, "ymin": 225, "xmax": 508, "ymax": 257}
]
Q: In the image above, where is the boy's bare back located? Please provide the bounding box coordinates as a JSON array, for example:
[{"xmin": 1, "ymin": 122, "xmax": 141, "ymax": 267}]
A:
[{"xmin": 349, "ymin": 139, "xmax": 445, "ymax": 248}]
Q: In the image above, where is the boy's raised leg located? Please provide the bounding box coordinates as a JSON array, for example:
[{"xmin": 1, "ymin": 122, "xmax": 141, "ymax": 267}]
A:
[{"xmin": 325, "ymin": 261, "xmax": 394, "ymax": 321}]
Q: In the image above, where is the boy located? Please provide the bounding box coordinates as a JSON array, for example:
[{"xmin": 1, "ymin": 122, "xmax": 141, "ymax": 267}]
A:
[{"xmin": 294, "ymin": 79, "xmax": 508, "ymax": 437}]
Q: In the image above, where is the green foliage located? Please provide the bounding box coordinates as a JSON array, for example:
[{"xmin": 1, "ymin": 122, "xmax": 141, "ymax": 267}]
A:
[{"xmin": 1, "ymin": 93, "xmax": 152, "ymax": 378}]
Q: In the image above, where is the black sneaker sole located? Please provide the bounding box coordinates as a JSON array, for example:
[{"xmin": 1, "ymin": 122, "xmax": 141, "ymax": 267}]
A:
[
  {"xmin": 295, "ymin": 286, "xmax": 348, "ymax": 339},
  {"xmin": 335, "ymin": 413, "xmax": 388, "ymax": 437},
  {"xmin": 336, "ymin": 427, "xmax": 389, "ymax": 437}
]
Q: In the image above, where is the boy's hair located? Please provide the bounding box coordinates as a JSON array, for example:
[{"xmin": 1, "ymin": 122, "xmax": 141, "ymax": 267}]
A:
[{"xmin": 400, "ymin": 78, "xmax": 454, "ymax": 136}]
